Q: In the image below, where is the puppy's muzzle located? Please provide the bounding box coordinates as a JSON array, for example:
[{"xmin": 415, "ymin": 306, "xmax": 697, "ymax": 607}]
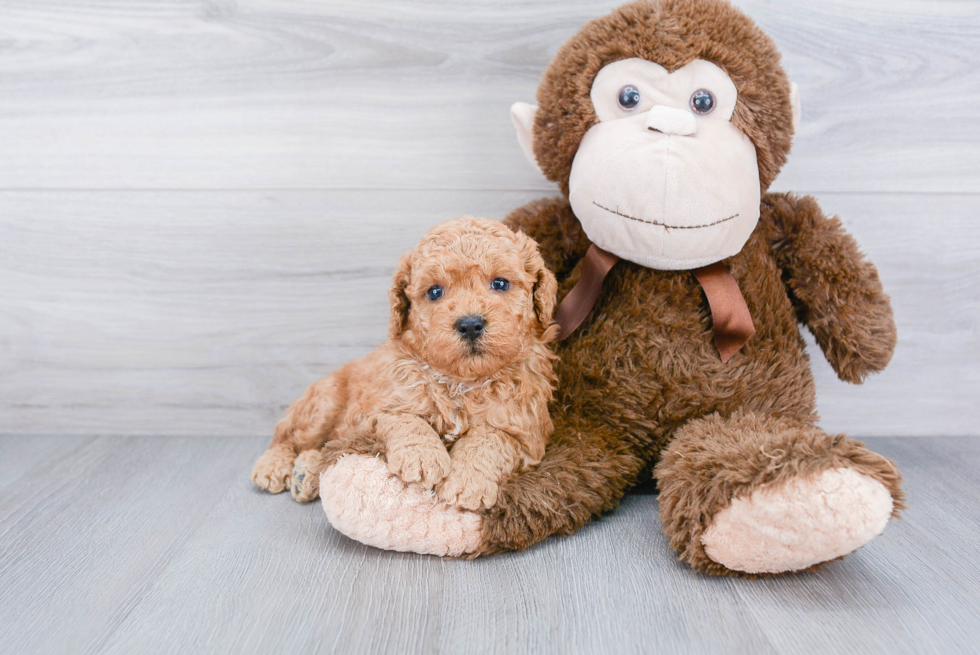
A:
[{"xmin": 455, "ymin": 315, "xmax": 486, "ymax": 342}]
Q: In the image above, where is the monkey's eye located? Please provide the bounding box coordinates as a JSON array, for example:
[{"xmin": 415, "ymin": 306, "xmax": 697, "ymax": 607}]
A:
[
  {"xmin": 617, "ymin": 85, "xmax": 641, "ymax": 111},
  {"xmin": 491, "ymin": 278, "xmax": 510, "ymax": 291},
  {"xmin": 426, "ymin": 285, "xmax": 444, "ymax": 301},
  {"xmin": 690, "ymin": 89, "xmax": 715, "ymax": 115}
]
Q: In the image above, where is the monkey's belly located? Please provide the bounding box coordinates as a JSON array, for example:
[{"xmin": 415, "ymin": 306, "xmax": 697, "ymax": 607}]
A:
[{"xmin": 554, "ymin": 264, "xmax": 817, "ymax": 448}]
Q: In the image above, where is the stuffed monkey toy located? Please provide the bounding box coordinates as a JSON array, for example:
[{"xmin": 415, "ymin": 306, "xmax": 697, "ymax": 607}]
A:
[{"xmin": 317, "ymin": 0, "xmax": 904, "ymax": 575}]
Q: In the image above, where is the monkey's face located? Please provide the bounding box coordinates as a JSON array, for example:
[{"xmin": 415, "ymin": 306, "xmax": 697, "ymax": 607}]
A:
[
  {"xmin": 567, "ymin": 58, "xmax": 761, "ymax": 270},
  {"xmin": 511, "ymin": 1, "xmax": 800, "ymax": 271}
]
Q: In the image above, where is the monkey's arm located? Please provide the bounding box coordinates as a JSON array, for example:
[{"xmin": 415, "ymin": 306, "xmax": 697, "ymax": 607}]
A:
[
  {"xmin": 478, "ymin": 416, "xmax": 647, "ymax": 554},
  {"xmin": 763, "ymin": 192, "xmax": 896, "ymax": 383},
  {"xmin": 503, "ymin": 197, "xmax": 591, "ymax": 282}
]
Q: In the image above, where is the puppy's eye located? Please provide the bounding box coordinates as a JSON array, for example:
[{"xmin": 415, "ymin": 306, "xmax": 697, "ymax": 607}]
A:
[
  {"xmin": 690, "ymin": 89, "xmax": 715, "ymax": 115},
  {"xmin": 491, "ymin": 278, "xmax": 510, "ymax": 291},
  {"xmin": 426, "ymin": 285, "xmax": 444, "ymax": 301},
  {"xmin": 618, "ymin": 85, "xmax": 641, "ymax": 111}
]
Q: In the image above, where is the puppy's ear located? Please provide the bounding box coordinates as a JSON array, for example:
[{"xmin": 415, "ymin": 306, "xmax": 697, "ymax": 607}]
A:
[
  {"xmin": 388, "ymin": 252, "xmax": 412, "ymax": 339},
  {"xmin": 518, "ymin": 232, "xmax": 558, "ymax": 335}
]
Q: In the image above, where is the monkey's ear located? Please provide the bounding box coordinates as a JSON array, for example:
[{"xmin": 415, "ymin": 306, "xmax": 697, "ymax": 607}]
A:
[
  {"xmin": 790, "ymin": 82, "xmax": 802, "ymax": 135},
  {"xmin": 510, "ymin": 102, "xmax": 544, "ymax": 175},
  {"xmin": 388, "ymin": 252, "xmax": 412, "ymax": 339}
]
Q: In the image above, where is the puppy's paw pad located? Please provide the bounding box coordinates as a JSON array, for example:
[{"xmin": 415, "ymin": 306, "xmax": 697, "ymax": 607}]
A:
[
  {"xmin": 387, "ymin": 445, "xmax": 451, "ymax": 488},
  {"xmin": 438, "ymin": 471, "xmax": 498, "ymax": 510},
  {"xmin": 290, "ymin": 450, "xmax": 323, "ymax": 502},
  {"xmin": 251, "ymin": 448, "xmax": 295, "ymax": 494}
]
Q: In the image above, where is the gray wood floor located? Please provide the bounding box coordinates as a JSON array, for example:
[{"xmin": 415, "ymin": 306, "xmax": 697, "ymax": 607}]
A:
[{"xmin": 0, "ymin": 436, "xmax": 977, "ymax": 654}]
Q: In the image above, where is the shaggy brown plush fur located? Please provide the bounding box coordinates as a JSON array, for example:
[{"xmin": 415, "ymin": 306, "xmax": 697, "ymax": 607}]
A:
[
  {"xmin": 478, "ymin": 0, "xmax": 903, "ymax": 573},
  {"xmin": 484, "ymin": 186, "xmax": 902, "ymax": 570},
  {"xmin": 252, "ymin": 217, "xmax": 558, "ymax": 509}
]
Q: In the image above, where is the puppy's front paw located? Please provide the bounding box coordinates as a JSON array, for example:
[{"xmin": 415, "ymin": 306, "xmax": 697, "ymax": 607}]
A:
[
  {"xmin": 251, "ymin": 446, "xmax": 295, "ymax": 494},
  {"xmin": 438, "ymin": 468, "xmax": 499, "ymax": 511},
  {"xmin": 386, "ymin": 443, "xmax": 451, "ymax": 488},
  {"xmin": 291, "ymin": 449, "xmax": 325, "ymax": 503}
]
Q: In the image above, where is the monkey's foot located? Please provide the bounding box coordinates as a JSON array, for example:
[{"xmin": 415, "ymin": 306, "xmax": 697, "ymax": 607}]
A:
[
  {"xmin": 656, "ymin": 412, "xmax": 904, "ymax": 575},
  {"xmin": 700, "ymin": 467, "xmax": 893, "ymax": 574},
  {"xmin": 320, "ymin": 454, "xmax": 482, "ymax": 557}
]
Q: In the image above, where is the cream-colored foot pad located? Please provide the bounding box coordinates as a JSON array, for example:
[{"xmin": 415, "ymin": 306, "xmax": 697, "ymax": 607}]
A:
[
  {"xmin": 319, "ymin": 454, "xmax": 482, "ymax": 557},
  {"xmin": 701, "ymin": 467, "xmax": 893, "ymax": 574}
]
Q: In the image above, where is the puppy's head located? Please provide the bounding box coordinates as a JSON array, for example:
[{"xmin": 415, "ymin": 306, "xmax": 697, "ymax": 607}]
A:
[{"xmin": 389, "ymin": 216, "xmax": 557, "ymax": 381}]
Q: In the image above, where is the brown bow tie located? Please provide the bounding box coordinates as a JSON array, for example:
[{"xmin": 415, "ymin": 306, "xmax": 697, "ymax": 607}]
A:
[{"xmin": 553, "ymin": 244, "xmax": 755, "ymax": 363}]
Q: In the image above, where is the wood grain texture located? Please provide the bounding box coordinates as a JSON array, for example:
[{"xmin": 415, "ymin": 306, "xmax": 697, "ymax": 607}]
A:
[
  {"xmin": 0, "ymin": 0, "xmax": 977, "ymax": 192},
  {"xmin": 0, "ymin": 435, "xmax": 92, "ymax": 491},
  {"xmin": 0, "ymin": 436, "xmax": 255, "ymax": 654},
  {"xmin": 0, "ymin": 436, "xmax": 977, "ymax": 654},
  {"xmin": 1, "ymin": 190, "xmax": 976, "ymax": 437}
]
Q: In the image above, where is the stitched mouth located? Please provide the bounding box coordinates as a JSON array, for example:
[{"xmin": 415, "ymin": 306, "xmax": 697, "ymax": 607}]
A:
[{"xmin": 593, "ymin": 201, "xmax": 738, "ymax": 230}]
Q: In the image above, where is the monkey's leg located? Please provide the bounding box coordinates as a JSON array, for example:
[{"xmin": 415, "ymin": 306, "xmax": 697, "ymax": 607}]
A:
[
  {"xmin": 317, "ymin": 414, "xmax": 645, "ymax": 556},
  {"xmin": 251, "ymin": 373, "xmax": 344, "ymax": 497},
  {"xmin": 654, "ymin": 411, "xmax": 904, "ymax": 576},
  {"xmin": 478, "ymin": 416, "xmax": 648, "ymax": 554}
]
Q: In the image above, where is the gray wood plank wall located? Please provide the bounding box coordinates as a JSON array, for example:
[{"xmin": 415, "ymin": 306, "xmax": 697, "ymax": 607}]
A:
[{"xmin": 1, "ymin": 0, "xmax": 978, "ymax": 438}]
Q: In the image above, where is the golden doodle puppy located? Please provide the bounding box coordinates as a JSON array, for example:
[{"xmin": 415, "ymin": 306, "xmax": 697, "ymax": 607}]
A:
[{"xmin": 251, "ymin": 216, "xmax": 558, "ymax": 510}]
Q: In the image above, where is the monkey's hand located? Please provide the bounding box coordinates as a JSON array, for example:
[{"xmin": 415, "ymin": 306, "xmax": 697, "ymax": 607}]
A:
[{"xmin": 763, "ymin": 192, "xmax": 896, "ymax": 383}]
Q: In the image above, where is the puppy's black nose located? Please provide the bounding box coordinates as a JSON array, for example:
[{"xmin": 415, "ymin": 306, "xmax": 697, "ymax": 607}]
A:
[{"xmin": 455, "ymin": 315, "xmax": 486, "ymax": 341}]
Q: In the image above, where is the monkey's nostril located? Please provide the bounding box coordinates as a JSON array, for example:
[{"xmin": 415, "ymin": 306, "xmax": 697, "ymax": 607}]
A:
[
  {"xmin": 455, "ymin": 315, "xmax": 486, "ymax": 341},
  {"xmin": 645, "ymin": 105, "xmax": 698, "ymax": 137}
]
